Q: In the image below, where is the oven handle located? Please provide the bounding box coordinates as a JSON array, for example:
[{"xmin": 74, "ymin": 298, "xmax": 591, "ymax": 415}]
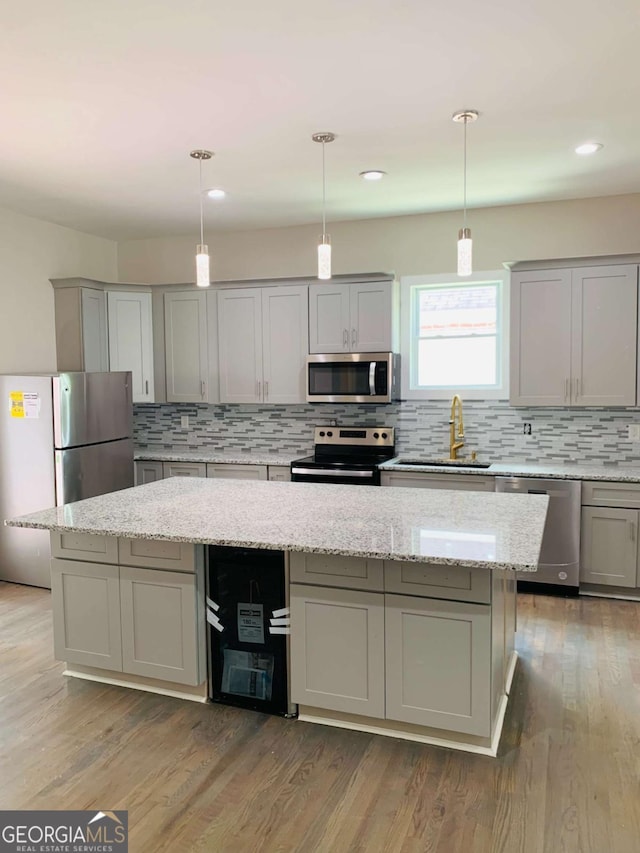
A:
[
  {"xmin": 291, "ymin": 467, "xmax": 375, "ymax": 478},
  {"xmin": 369, "ymin": 362, "xmax": 376, "ymax": 396}
]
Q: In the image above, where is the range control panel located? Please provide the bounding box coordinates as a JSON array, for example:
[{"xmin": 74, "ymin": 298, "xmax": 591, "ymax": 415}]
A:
[{"xmin": 313, "ymin": 426, "xmax": 395, "ymax": 447}]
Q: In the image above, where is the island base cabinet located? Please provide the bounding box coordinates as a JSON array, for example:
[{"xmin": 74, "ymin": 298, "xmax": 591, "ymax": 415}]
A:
[
  {"xmin": 290, "ymin": 584, "xmax": 385, "ymax": 719},
  {"xmin": 51, "ymin": 559, "xmax": 123, "ymax": 671},
  {"xmin": 384, "ymin": 594, "xmax": 492, "ymax": 737},
  {"xmin": 120, "ymin": 566, "xmax": 203, "ymax": 686}
]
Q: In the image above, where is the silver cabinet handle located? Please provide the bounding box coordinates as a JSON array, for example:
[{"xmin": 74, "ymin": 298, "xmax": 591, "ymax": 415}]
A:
[
  {"xmin": 145, "ymin": 380, "xmax": 149, "ymax": 395},
  {"xmin": 201, "ymin": 380, "xmax": 205, "ymax": 398},
  {"xmin": 352, "ymin": 328, "xmax": 357, "ymax": 349},
  {"xmin": 630, "ymin": 521, "xmax": 636, "ymax": 542},
  {"xmin": 343, "ymin": 329, "xmax": 348, "ymax": 349},
  {"xmin": 264, "ymin": 380, "xmax": 269, "ymax": 400},
  {"xmin": 369, "ymin": 362, "xmax": 376, "ymax": 396},
  {"xmin": 564, "ymin": 378, "xmax": 569, "ymax": 402},
  {"xmin": 257, "ymin": 380, "xmax": 262, "ymax": 399},
  {"xmin": 575, "ymin": 377, "xmax": 581, "ymax": 399}
]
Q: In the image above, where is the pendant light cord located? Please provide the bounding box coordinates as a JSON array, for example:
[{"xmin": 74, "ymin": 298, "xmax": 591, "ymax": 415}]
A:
[
  {"xmin": 199, "ymin": 156, "xmax": 204, "ymax": 246},
  {"xmin": 463, "ymin": 116, "xmax": 468, "ymax": 229},
  {"xmin": 322, "ymin": 140, "xmax": 327, "ymax": 236}
]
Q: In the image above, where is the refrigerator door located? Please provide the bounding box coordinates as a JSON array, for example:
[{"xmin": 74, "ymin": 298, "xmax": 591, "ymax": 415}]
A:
[
  {"xmin": 53, "ymin": 372, "xmax": 133, "ymax": 449},
  {"xmin": 0, "ymin": 375, "xmax": 56, "ymax": 588},
  {"xmin": 55, "ymin": 438, "xmax": 134, "ymax": 505}
]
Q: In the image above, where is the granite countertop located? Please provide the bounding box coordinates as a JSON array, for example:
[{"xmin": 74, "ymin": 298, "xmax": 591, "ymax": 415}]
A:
[
  {"xmin": 6, "ymin": 478, "xmax": 548, "ymax": 572},
  {"xmin": 135, "ymin": 448, "xmax": 305, "ymax": 466},
  {"xmin": 380, "ymin": 458, "xmax": 640, "ymax": 482}
]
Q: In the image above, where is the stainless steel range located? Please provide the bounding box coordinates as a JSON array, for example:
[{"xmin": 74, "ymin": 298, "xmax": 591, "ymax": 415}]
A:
[{"xmin": 290, "ymin": 426, "xmax": 395, "ymax": 486}]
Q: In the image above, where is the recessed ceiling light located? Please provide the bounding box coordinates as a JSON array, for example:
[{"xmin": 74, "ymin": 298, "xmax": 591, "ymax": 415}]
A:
[
  {"xmin": 207, "ymin": 188, "xmax": 226, "ymax": 199},
  {"xmin": 359, "ymin": 170, "xmax": 387, "ymax": 181},
  {"xmin": 575, "ymin": 142, "xmax": 603, "ymax": 156}
]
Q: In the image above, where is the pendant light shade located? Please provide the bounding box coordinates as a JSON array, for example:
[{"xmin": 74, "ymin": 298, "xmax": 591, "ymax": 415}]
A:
[
  {"xmin": 452, "ymin": 111, "xmax": 478, "ymax": 277},
  {"xmin": 312, "ymin": 132, "xmax": 336, "ymax": 280},
  {"xmin": 190, "ymin": 149, "xmax": 213, "ymax": 288}
]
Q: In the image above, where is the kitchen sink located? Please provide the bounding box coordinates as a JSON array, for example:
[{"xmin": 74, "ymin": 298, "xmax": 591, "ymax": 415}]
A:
[{"xmin": 394, "ymin": 458, "xmax": 492, "ymax": 469}]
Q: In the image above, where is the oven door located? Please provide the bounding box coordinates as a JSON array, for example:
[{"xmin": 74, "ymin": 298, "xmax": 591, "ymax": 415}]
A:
[
  {"xmin": 290, "ymin": 465, "xmax": 380, "ymax": 486},
  {"xmin": 306, "ymin": 353, "xmax": 394, "ymax": 403}
]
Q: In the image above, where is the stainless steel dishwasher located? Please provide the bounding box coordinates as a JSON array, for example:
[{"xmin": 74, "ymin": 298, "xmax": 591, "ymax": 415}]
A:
[{"xmin": 495, "ymin": 477, "xmax": 581, "ymax": 593}]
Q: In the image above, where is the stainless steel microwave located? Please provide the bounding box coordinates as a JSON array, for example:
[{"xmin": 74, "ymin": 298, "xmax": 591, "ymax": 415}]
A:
[{"xmin": 306, "ymin": 352, "xmax": 399, "ymax": 403}]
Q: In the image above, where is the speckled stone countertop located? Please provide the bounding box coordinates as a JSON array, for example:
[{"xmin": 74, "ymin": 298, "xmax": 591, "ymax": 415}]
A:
[
  {"xmin": 135, "ymin": 448, "xmax": 304, "ymax": 466},
  {"xmin": 381, "ymin": 458, "xmax": 640, "ymax": 482},
  {"xmin": 6, "ymin": 478, "xmax": 548, "ymax": 571}
]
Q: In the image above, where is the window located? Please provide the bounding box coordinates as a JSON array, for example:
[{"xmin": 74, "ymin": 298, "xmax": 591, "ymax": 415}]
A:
[{"xmin": 401, "ymin": 271, "xmax": 508, "ymax": 400}]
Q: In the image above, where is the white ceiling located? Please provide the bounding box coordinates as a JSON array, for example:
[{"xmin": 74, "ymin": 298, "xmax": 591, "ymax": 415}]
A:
[{"xmin": 2, "ymin": 0, "xmax": 639, "ymax": 241}]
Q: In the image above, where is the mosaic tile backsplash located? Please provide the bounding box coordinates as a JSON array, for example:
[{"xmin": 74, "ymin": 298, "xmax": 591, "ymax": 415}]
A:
[{"xmin": 134, "ymin": 400, "xmax": 640, "ymax": 466}]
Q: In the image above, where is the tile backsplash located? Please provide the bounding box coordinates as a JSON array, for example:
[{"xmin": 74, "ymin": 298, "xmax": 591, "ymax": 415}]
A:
[{"xmin": 134, "ymin": 401, "xmax": 640, "ymax": 466}]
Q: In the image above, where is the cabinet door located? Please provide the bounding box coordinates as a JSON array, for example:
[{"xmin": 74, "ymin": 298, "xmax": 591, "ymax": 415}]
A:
[
  {"xmin": 162, "ymin": 462, "xmax": 206, "ymax": 478},
  {"xmin": 164, "ymin": 292, "xmax": 208, "ymax": 403},
  {"xmin": 135, "ymin": 460, "xmax": 164, "ymax": 485},
  {"xmin": 50, "ymin": 558, "xmax": 122, "ymax": 671},
  {"xmin": 107, "ymin": 291, "xmax": 155, "ymax": 403},
  {"xmin": 580, "ymin": 506, "xmax": 638, "ymax": 587},
  {"xmin": 80, "ymin": 288, "xmax": 109, "ymax": 372},
  {"xmin": 510, "ymin": 270, "xmax": 572, "ymax": 405},
  {"xmin": 262, "ymin": 286, "xmax": 309, "ymax": 403},
  {"xmin": 309, "ymin": 284, "xmax": 350, "ymax": 353},
  {"xmin": 206, "ymin": 463, "xmax": 268, "ymax": 480},
  {"xmin": 571, "ymin": 265, "xmax": 638, "ymax": 406},
  {"xmin": 385, "ymin": 594, "xmax": 491, "ymax": 736},
  {"xmin": 217, "ymin": 288, "xmax": 263, "ymax": 403},
  {"xmin": 120, "ymin": 566, "xmax": 203, "ymax": 685},
  {"xmin": 290, "ymin": 584, "xmax": 385, "ymax": 718},
  {"xmin": 349, "ymin": 282, "xmax": 393, "ymax": 352}
]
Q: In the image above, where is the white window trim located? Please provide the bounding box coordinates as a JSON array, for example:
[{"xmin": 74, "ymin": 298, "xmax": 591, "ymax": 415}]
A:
[{"xmin": 400, "ymin": 270, "xmax": 509, "ymax": 401}]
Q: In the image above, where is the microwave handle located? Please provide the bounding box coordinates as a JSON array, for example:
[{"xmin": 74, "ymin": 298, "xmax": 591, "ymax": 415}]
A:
[{"xmin": 369, "ymin": 362, "xmax": 377, "ymax": 396}]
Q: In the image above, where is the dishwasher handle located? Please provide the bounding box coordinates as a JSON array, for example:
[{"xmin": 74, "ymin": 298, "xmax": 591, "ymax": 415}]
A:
[{"xmin": 527, "ymin": 488, "xmax": 547, "ymax": 495}]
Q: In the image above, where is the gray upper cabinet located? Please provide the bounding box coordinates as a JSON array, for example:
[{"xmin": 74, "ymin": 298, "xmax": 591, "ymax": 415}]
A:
[
  {"xmin": 218, "ymin": 285, "xmax": 308, "ymax": 404},
  {"xmin": 107, "ymin": 291, "xmax": 154, "ymax": 403},
  {"xmin": 164, "ymin": 291, "xmax": 209, "ymax": 403},
  {"xmin": 309, "ymin": 281, "xmax": 395, "ymax": 353},
  {"xmin": 510, "ymin": 264, "xmax": 638, "ymax": 406},
  {"xmin": 54, "ymin": 285, "xmax": 109, "ymax": 373}
]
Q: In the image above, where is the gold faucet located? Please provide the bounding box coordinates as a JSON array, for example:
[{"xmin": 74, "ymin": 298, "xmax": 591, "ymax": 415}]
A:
[{"xmin": 449, "ymin": 394, "xmax": 465, "ymax": 460}]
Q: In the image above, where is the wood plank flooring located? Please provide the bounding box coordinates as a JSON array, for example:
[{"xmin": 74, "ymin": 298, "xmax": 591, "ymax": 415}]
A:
[{"xmin": 1, "ymin": 581, "xmax": 639, "ymax": 853}]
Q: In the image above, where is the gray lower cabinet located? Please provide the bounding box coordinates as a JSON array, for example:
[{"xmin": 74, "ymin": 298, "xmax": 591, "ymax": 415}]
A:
[
  {"xmin": 268, "ymin": 465, "xmax": 291, "ymax": 482},
  {"xmin": 135, "ymin": 460, "xmax": 164, "ymax": 485},
  {"xmin": 51, "ymin": 558, "xmax": 123, "ymax": 671},
  {"xmin": 119, "ymin": 566, "xmax": 201, "ymax": 685},
  {"xmin": 290, "ymin": 583, "xmax": 385, "ymax": 719},
  {"xmin": 384, "ymin": 593, "xmax": 492, "ymax": 736},
  {"xmin": 580, "ymin": 506, "xmax": 638, "ymax": 587}
]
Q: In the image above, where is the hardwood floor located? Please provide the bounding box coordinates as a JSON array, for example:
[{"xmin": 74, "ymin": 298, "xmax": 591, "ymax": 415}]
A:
[{"xmin": 1, "ymin": 581, "xmax": 639, "ymax": 853}]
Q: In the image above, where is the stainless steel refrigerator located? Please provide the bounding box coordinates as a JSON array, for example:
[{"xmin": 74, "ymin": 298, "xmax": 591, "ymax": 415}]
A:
[{"xmin": 0, "ymin": 372, "xmax": 134, "ymax": 588}]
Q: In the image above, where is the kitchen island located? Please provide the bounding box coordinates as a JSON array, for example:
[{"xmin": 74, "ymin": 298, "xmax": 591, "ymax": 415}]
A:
[{"xmin": 6, "ymin": 477, "xmax": 548, "ymax": 755}]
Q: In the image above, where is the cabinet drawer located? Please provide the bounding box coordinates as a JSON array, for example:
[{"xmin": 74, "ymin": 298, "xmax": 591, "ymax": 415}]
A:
[
  {"xmin": 51, "ymin": 531, "xmax": 118, "ymax": 564},
  {"xmin": 582, "ymin": 480, "xmax": 640, "ymax": 509},
  {"xmin": 118, "ymin": 538, "xmax": 197, "ymax": 573},
  {"xmin": 384, "ymin": 561, "xmax": 491, "ymax": 604},
  {"xmin": 162, "ymin": 462, "xmax": 207, "ymax": 478},
  {"xmin": 206, "ymin": 463, "xmax": 268, "ymax": 480},
  {"xmin": 268, "ymin": 465, "xmax": 291, "ymax": 482},
  {"xmin": 290, "ymin": 551, "xmax": 384, "ymax": 591},
  {"xmin": 381, "ymin": 472, "xmax": 494, "ymax": 491}
]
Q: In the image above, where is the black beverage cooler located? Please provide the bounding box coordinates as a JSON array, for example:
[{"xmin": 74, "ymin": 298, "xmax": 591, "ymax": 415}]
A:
[{"xmin": 207, "ymin": 545, "xmax": 294, "ymax": 717}]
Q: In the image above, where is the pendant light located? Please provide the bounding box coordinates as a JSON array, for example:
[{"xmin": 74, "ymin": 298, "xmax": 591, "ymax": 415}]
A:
[
  {"xmin": 312, "ymin": 132, "xmax": 335, "ymax": 280},
  {"xmin": 452, "ymin": 110, "xmax": 478, "ymax": 277},
  {"xmin": 190, "ymin": 149, "xmax": 213, "ymax": 288}
]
